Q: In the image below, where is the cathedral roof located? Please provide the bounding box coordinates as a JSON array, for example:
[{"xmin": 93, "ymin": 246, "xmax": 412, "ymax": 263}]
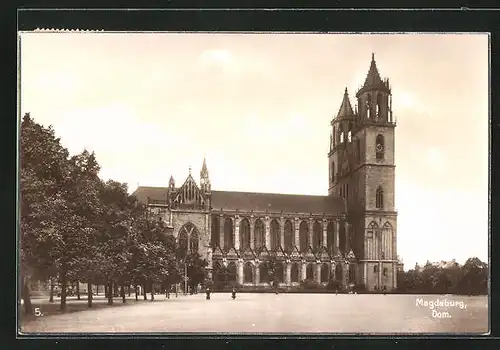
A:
[
  {"xmin": 133, "ymin": 186, "xmax": 169, "ymax": 204},
  {"xmin": 210, "ymin": 190, "xmax": 346, "ymax": 215},
  {"xmin": 133, "ymin": 186, "xmax": 346, "ymax": 214}
]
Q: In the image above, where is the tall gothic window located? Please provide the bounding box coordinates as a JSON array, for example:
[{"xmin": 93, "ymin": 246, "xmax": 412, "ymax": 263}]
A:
[
  {"xmin": 291, "ymin": 263, "xmax": 299, "ymax": 282},
  {"xmin": 331, "ymin": 161, "xmax": 335, "ymax": 182},
  {"xmin": 376, "ymin": 134, "xmax": 385, "ymax": 160},
  {"xmin": 254, "ymin": 219, "xmax": 265, "ymax": 250},
  {"xmin": 366, "ymin": 94, "xmax": 371, "ymax": 119},
  {"xmin": 189, "ymin": 228, "xmax": 198, "ymax": 253},
  {"xmin": 299, "ymin": 221, "xmax": 309, "ymax": 252},
  {"xmin": 244, "ymin": 262, "xmax": 253, "ymax": 283},
  {"xmin": 224, "ymin": 218, "xmax": 233, "ymax": 252},
  {"xmin": 327, "ymin": 221, "xmax": 335, "ymax": 252},
  {"xmin": 211, "ymin": 215, "xmax": 220, "ymax": 248},
  {"xmin": 376, "ymin": 186, "xmax": 384, "ymax": 209},
  {"xmin": 313, "ymin": 221, "xmax": 322, "ymax": 251},
  {"xmin": 284, "ymin": 220, "xmax": 293, "ymax": 252},
  {"xmin": 240, "ymin": 218, "xmax": 251, "ymax": 250},
  {"xmin": 377, "ymin": 93, "xmax": 383, "ymax": 118},
  {"xmin": 270, "ymin": 219, "xmax": 280, "ymax": 251}
]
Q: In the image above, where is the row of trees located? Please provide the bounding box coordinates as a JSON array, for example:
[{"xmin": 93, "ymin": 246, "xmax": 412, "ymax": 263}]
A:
[
  {"xmin": 396, "ymin": 258, "xmax": 488, "ymax": 295},
  {"xmin": 20, "ymin": 113, "xmax": 207, "ymax": 315}
]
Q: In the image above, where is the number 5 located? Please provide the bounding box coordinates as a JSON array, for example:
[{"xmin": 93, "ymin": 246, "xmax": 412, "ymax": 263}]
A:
[{"xmin": 34, "ymin": 308, "xmax": 42, "ymax": 316}]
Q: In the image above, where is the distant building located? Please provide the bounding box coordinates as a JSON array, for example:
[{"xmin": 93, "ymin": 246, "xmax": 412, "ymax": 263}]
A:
[{"xmin": 133, "ymin": 54, "xmax": 398, "ymax": 292}]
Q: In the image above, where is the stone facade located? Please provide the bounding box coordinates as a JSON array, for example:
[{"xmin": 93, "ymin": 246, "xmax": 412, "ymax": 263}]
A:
[{"xmin": 133, "ymin": 54, "xmax": 398, "ymax": 292}]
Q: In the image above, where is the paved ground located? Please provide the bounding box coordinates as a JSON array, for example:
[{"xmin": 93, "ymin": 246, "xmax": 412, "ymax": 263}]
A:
[{"xmin": 20, "ymin": 293, "xmax": 488, "ymax": 334}]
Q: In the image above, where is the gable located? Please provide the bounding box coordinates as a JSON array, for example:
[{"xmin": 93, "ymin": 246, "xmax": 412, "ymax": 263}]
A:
[{"xmin": 173, "ymin": 174, "xmax": 206, "ymax": 209}]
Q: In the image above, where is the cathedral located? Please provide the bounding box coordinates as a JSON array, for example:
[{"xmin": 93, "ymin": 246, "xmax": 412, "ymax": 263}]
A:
[{"xmin": 133, "ymin": 54, "xmax": 398, "ymax": 292}]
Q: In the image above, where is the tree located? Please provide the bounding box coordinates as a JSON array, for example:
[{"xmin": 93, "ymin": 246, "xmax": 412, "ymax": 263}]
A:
[
  {"xmin": 20, "ymin": 113, "xmax": 71, "ymax": 314},
  {"xmin": 96, "ymin": 180, "xmax": 135, "ymax": 305},
  {"xmin": 185, "ymin": 252, "xmax": 208, "ymax": 293}
]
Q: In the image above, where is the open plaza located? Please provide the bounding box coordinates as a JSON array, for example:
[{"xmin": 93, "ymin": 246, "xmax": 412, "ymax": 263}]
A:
[{"xmin": 20, "ymin": 293, "xmax": 488, "ymax": 334}]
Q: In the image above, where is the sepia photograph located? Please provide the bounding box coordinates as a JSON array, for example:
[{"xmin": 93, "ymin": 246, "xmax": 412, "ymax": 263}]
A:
[{"xmin": 18, "ymin": 32, "xmax": 489, "ymax": 334}]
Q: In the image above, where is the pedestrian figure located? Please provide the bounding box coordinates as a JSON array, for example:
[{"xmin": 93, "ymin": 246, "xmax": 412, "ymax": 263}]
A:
[
  {"xmin": 231, "ymin": 287, "xmax": 236, "ymax": 300},
  {"xmin": 335, "ymin": 289, "xmax": 338, "ymax": 295},
  {"xmin": 165, "ymin": 287, "xmax": 170, "ymax": 299},
  {"xmin": 206, "ymin": 287, "xmax": 211, "ymax": 300}
]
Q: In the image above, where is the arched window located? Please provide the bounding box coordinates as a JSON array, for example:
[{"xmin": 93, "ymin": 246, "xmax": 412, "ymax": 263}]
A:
[
  {"xmin": 321, "ymin": 263, "xmax": 329, "ymax": 283},
  {"xmin": 331, "ymin": 161, "xmax": 335, "ymax": 182},
  {"xmin": 224, "ymin": 218, "xmax": 233, "ymax": 252},
  {"xmin": 376, "ymin": 134, "xmax": 385, "ymax": 160},
  {"xmin": 189, "ymin": 228, "xmax": 198, "ymax": 253},
  {"xmin": 377, "ymin": 93, "xmax": 383, "ymax": 118},
  {"xmin": 254, "ymin": 219, "xmax": 265, "ymax": 250},
  {"xmin": 339, "ymin": 124, "xmax": 344, "ymax": 143},
  {"xmin": 211, "ymin": 215, "xmax": 220, "ymax": 248},
  {"xmin": 349, "ymin": 264, "xmax": 356, "ymax": 283},
  {"xmin": 178, "ymin": 228, "xmax": 188, "ymax": 258},
  {"xmin": 366, "ymin": 94, "xmax": 371, "ymax": 119},
  {"xmin": 270, "ymin": 219, "xmax": 280, "ymax": 251},
  {"xmin": 335, "ymin": 264, "xmax": 342, "ymax": 282},
  {"xmin": 313, "ymin": 221, "xmax": 322, "ymax": 251},
  {"xmin": 376, "ymin": 186, "xmax": 384, "ymax": 209},
  {"xmin": 306, "ymin": 264, "xmax": 314, "ymax": 280},
  {"xmin": 275, "ymin": 263, "xmax": 284, "ymax": 283},
  {"xmin": 348, "ymin": 123, "xmax": 353, "ymax": 142},
  {"xmin": 284, "ymin": 220, "xmax": 293, "ymax": 252},
  {"xmin": 239, "ymin": 218, "xmax": 251, "ymax": 250},
  {"xmin": 259, "ymin": 263, "xmax": 269, "ymax": 283},
  {"xmin": 374, "ymin": 265, "xmax": 378, "ymax": 273},
  {"xmin": 383, "ymin": 268, "xmax": 388, "ymax": 277},
  {"xmin": 244, "ymin": 262, "xmax": 253, "ymax": 283},
  {"xmin": 339, "ymin": 222, "xmax": 346, "ymax": 254},
  {"xmin": 227, "ymin": 262, "xmax": 237, "ymax": 283},
  {"xmin": 291, "ymin": 263, "xmax": 299, "ymax": 283},
  {"xmin": 327, "ymin": 221, "xmax": 335, "ymax": 252},
  {"xmin": 299, "ymin": 221, "xmax": 309, "ymax": 252},
  {"xmin": 213, "ymin": 261, "xmax": 223, "ymax": 283}
]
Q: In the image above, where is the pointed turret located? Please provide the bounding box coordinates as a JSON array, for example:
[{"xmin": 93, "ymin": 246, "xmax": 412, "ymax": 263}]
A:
[
  {"xmin": 363, "ymin": 53, "xmax": 384, "ymax": 88},
  {"xmin": 357, "ymin": 53, "xmax": 390, "ymax": 97},
  {"xmin": 200, "ymin": 157, "xmax": 211, "ymax": 194},
  {"xmin": 200, "ymin": 157, "xmax": 209, "ymax": 178},
  {"xmin": 335, "ymin": 87, "xmax": 355, "ymax": 120},
  {"xmin": 169, "ymin": 175, "xmax": 175, "ymax": 188}
]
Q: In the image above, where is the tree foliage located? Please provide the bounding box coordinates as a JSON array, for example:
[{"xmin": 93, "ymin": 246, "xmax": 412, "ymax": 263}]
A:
[
  {"xmin": 20, "ymin": 113, "xmax": 182, "ymax": 313},
  {"xmin": 396, "ymin": 257, "xmax": 488, "ymax": 295}
]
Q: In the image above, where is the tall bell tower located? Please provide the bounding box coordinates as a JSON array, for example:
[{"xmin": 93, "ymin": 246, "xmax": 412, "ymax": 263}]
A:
[{"xmin": 328, "ymin": 54, "xmax": 398, "ymax": 292}]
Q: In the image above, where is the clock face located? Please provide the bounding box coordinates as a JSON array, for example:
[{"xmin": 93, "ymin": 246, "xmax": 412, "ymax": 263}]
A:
[{"xmin": 376, "ymin": 143, "xmax": 384, "ymax": 152}]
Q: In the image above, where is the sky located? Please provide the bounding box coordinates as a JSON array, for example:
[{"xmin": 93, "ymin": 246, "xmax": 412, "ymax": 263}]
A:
[{"xmin": 19, "ymin": 32, "xmax": 489, "ymax": 270}]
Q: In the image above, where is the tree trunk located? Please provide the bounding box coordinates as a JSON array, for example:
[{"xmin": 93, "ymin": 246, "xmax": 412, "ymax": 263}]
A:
[
  {"xmin": 49, "ymin": 278, "xmax": 54, "ymax": 303},
  {"xmin": 135, "ymin": 285, "xmax": 138, "ymax": 301},
  {"xmin": 121, "ymin": 285, "xmax": 126, "ymax": 303},
  {"xmin": 107, "ymin": 281, "xmax": 113, "ymax": 305},
  {"xmin": 114, "ymin": 283, "xmax": 119, "ymax": 297},
  {"xmin": 22, "ymin": 275, "xmax": 33, "ymax": 316},
  {"xmin": 76, "ymin": 281, "xmax": 81, "ymax": 300},
  {"xmin": 143, "ymin": 284, "xmax": 147, "ymax": 300},
  {"xmin": 150, "ymin": 282, "xmax": 155, "ymax": 301},
  {"xmin": 104, "ymin": 284, "xmax": 108, "ymax": 298},
  {"xmin": 60, "ymin": 272, "xmax": 67, "ymax": 312},
  {"xmin": 128, "ymin": 285, "xmax": 131, "ymax": 296},
  {"xmin": 87, "ymin": 282, "xmax": 93, "ymax": 308}
]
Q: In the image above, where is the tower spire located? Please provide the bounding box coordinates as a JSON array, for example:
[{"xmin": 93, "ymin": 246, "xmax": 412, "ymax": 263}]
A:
[
  {"xmin": 335, "ymin": 87, "xmax": 354, "ymax": 120},
  {"xmin": 362, "ymin": 53, "xmax": 384, "ymax": 88}
]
